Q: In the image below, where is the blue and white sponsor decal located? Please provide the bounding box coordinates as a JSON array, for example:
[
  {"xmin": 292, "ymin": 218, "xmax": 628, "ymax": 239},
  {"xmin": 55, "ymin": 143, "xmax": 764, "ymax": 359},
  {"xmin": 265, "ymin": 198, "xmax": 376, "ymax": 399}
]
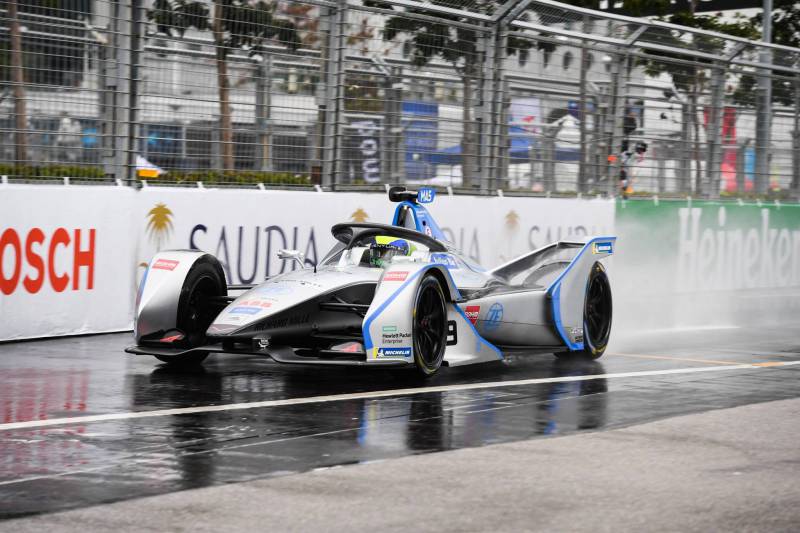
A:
[
  {"xmin": 255, "ymin": 285, "xmax": 293, "ymax": 296},
  {"xmin": 484, "ymin": 303, "xmax": 503, "ymax": 331},
  {"xmin": 377, "ymin": 346, "xmax": 412, "ymax": 358},
  {"xmin": 592, "ymin": 241, "xmax": 613, "ymax": 254},
  {"xmin": 417, "ymin": 187, "xmax": 436, "ymax": 204},
  {"xmin": 430, "ymin": 253, "xmax": 458, "ymax": 269},
  {"xmin": 229, "ymin": 306, "xmax": 262, "ymax": 315}
]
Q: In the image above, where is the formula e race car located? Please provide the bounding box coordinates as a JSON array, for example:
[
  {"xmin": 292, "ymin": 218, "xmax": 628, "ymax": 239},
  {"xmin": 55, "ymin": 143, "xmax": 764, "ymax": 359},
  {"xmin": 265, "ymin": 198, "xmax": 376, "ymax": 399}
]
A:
[{"xmin": 126, "ymin": 186, "xmax": 615, "ymax": 376}]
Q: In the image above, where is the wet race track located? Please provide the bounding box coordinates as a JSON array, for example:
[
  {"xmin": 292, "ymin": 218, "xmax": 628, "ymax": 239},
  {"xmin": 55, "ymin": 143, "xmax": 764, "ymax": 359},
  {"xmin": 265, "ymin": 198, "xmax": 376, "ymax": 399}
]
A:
[{"xmin": 1, "ymin": 324, "xmax": 800, "ymax": 519}]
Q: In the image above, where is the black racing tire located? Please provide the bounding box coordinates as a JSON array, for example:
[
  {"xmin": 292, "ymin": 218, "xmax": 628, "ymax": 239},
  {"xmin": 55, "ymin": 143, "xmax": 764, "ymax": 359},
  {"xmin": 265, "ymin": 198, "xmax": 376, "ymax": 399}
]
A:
[
  {"xmin": 412, "ymin": 274, "xmax": 448, "ymax": 377},
  {"xmin": 158, "ymin": 255, "xmax": 225, "ymax": 367},
  {"xmin": 580, "ymin": 262, "xmax": 612, "ymax": 359}
]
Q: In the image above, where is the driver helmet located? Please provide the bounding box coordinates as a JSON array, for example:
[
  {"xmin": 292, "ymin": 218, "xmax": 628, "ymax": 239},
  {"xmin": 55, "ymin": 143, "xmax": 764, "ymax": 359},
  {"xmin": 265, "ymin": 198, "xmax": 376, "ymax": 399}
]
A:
[{"xmin": 368, "ymin": 236, "xmax": 411, "ymax": 268}]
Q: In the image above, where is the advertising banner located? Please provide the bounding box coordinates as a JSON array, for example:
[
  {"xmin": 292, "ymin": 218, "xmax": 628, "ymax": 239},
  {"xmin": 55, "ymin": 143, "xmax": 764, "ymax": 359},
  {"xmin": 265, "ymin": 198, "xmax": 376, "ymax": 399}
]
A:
[
  {"xmin": 134, "ymin": 189, "xmax": 615, "ymax": 286},
  {"xmin": 617, "ymin": 199, "xmax": 800, "ymax": 291},
  {"xmin": 0, "ymin": 185, "xmax": 138, "ymax": 341},
  {"xmin": 342, "ymin": 118, "xmax": 382, "ymax": 184},
  {"xmin": 403, "ymin": 101, "xmax": 438, "ymax": 181},
  {"xmin": 614, "ymin": 198, "xmax": 800, "ymax": 330}
]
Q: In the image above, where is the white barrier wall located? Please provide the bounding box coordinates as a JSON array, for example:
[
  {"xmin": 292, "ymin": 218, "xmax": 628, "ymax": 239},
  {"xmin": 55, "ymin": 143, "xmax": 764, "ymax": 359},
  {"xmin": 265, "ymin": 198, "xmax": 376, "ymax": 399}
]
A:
[
  {"xmin": 0, "ymin": 186, "xmax": 138, "ymax": 341},
  {"xmin": 1, "ymin": 185, "xmax": 615, "ymax": 341},
  {"xmin": 134, "ymin": 188, "xmax": 615, "ymax": 285}
]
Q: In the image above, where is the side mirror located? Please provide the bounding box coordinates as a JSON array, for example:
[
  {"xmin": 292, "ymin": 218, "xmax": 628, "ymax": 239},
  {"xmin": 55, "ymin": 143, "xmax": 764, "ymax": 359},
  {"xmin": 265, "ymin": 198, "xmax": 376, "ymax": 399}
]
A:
[{"xmin": 278, "ymin": 249, "xmax": 306, "ymax": 269}]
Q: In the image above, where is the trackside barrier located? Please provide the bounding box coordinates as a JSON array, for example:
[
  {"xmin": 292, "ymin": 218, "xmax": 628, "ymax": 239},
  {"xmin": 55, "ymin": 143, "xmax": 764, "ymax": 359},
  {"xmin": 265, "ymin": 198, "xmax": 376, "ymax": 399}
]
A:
[
  {"xmin": 1, "ymin": 186, "xmax": 613, "ymax": 341},
  {"xmin": 614, "ymin": 198, "xmax": 800, "ymax": 331},
  {"xmin": 3, "ymin": 186, "xmax": 799, "ymax": 341}
]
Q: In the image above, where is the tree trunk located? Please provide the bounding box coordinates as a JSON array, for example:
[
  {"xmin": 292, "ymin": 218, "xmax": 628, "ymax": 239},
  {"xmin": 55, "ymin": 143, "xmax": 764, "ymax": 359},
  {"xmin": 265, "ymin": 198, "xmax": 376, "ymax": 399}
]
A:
[
  {"xmin": 213, "ymin": 2, "xmax": 234, "ymax": 171},
  {"xmin": 461, "ymin": 73, "xmax": 478, "ymax": 189},
  {"xmin": 9, "ymin": 0, "xmax": 28, "ymax": 164}
]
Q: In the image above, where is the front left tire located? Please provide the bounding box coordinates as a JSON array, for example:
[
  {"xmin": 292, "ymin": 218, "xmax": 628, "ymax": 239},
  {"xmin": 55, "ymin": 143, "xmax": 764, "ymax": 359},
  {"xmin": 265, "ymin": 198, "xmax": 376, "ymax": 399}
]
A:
[
  {"xmin": 412, "ymin": 274, "xmax": 448, "ymax": 377},
  {"xmin": 155, "ymin": 256, "xmax": 225, "ymax": 367}
]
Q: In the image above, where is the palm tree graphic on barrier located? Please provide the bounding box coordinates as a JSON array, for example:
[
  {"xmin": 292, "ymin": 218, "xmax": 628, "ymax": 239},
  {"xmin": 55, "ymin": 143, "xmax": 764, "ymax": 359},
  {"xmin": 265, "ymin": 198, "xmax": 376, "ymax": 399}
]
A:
[{"xmin": 146, "ymin": 203, "xmax": 174, "ymax": 251}]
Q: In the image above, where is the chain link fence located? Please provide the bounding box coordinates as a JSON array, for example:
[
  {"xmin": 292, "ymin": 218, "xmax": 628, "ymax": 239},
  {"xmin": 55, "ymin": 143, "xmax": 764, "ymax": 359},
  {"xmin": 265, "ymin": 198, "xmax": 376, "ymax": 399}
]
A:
[{"xmin": 1, "ymin": 0, "xmax": 799, "ymax": 199}]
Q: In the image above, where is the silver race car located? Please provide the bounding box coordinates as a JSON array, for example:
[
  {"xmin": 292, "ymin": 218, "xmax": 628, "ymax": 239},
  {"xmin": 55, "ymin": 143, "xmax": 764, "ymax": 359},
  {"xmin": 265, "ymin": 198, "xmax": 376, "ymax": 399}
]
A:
[{"xmin": 127, "ymin": 186, "xmax": 615, "ymax": 376}]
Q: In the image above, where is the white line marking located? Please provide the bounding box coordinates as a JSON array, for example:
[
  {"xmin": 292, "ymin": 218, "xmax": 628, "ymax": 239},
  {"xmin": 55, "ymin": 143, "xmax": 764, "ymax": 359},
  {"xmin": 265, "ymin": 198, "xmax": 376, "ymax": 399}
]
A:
[{"xmin": 1, "ymin": 361, "xmax": 799, "ymax": 432}]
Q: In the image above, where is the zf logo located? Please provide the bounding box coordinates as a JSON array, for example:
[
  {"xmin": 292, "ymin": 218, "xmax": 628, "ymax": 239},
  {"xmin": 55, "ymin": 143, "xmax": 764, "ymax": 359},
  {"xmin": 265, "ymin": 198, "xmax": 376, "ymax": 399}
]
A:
[{"xmin": 484, "ymin": 303, "xmax": 503, "ymax": 331}]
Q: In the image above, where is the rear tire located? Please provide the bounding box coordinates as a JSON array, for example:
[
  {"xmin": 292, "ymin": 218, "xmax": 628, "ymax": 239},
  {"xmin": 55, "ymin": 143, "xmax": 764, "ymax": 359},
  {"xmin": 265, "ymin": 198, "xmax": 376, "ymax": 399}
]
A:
[
  {"xmin": 580, "ymin": 262, "xmax": 612, "ymax": 359},
  {"xmin": 412, "ymin": 274, "xmax": 447, "ymax": 377}
]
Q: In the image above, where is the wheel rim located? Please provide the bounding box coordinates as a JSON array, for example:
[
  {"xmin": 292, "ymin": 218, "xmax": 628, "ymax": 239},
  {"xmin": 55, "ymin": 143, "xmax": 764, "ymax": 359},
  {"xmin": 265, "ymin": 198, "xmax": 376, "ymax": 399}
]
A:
[
  {"xmin": 585, "ymin": 272, "xmax": 611, "ymax": 347},
  {"xmin": 414, "ymin": 283, "xmax": 445, "ymax": 367}
]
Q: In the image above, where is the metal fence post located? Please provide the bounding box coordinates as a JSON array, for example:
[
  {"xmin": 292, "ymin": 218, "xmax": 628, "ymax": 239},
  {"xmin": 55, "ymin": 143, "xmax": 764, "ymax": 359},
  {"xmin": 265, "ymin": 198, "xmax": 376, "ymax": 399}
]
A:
[
  {"xmin": 793, "ymin": 77, "xmax": 800, "ymax": 199},
  {"xmin": 479, "ymin": 24, "xmax": 502, "ymax": 194},
  {"xmin": 8, "ymin": 0, "xmax": 28, "ymax": 165},
  {"xmin": 656, "ymin": 141, "xmax": 666, "ymax": 193},
  {"xmin": 100, "ymin": 0, "xmax": 134, "ymax": 184},
  {"xmin": 705, "ymin": 63, "xmax": 725, "ymax": 198},
  {"xmin": 679, "ymin": 102, "xmax": 692, "ymax": 194},
  {"xmin": 754, "ymin": 0, "xmax": 773, "ymax": 195},
  {"xmin": 115, "ymin": 0, "xmax": 131, "ymax": 184},
  {"xmin": 542, "ymin": 127, "xmax": 556, "ymax": 192},
  {"xmin": 126, "ymin": 0, "xmax": 143, "ymax": 186},
  {"xmin": 255, "ymin": 55, "xmax": 273, "ymax": 172},
  {"xmin": 100, "ymin": 1, "xmax": 119, "ymax": 181},
  {"xmin": 498, "ymin": 78, "xmax": 511, "ymax": 185},
  {"xmin": 321, "ymin": 0, "xmax": 347, "ymax": 189},
  {"xmin": 577, "ymin": 15, "xmax": 591, "ymax": 193},
  {"xmin": 605, "ymin": 50, "xmax": 628, "ymax": 197},
  {"xmin": 382, "ymin": 66, "xmax": 403, "ymax": 184}
]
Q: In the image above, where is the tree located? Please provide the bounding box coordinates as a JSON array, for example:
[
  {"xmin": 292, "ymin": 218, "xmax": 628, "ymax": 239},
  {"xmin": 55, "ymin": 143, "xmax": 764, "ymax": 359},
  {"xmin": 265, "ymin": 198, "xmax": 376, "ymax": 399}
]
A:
[
  {"xmin": 638, "ymin": 9, "xmax": 757, "ymax": 192},
  {"xmin": 363, "ymin": 0, "xmax": 534, "ymax": 188},
  {"xmin": 732, "ymin": 0, "xmax": 800, "ymax": 107},
  {"xmin": 148, "ymin": 0, "xmax": 301, "ymax": 171},
  {"xmin": 759, "ymin": 0, "xmax": 800, "ymax": 49}
]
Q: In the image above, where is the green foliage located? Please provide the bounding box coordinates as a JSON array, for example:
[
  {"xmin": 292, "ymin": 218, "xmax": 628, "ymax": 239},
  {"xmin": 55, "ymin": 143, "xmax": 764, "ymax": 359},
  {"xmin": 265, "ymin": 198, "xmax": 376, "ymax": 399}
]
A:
[
  {"xmin": 754, "ymin": 0, "xmax": 800, "ymax": 49},
  {"xmin": 730, "ymin": 0, "xmax": 800, "ymax": 107},
  {"xmin": 154, "ymin": 169, "xmax": 311, "ymax": 186},
  {"xmin": 364, "ymin": 0, "xmax": 534, "ymax": 74},
  {"xmin": 605, "ymin": 0, "xmax": 668, "ymax": 17},
  {"xmin": 641, "ymin": 12, "xmax": 759, "ymax": 93},
  {"xmin": 148, "ymin": 0, "xmax": 301, "ymax": 58},
  {"xmin": 732, "ymin": 73, "xmax": 796, "ymax": 108},
  {"xmin": 0, "ymin": 164, "xmax": 105, "ymax": 180},
  {"xmin": 0, "ymin": 165, "xmax": 311, "ymax": 187}
]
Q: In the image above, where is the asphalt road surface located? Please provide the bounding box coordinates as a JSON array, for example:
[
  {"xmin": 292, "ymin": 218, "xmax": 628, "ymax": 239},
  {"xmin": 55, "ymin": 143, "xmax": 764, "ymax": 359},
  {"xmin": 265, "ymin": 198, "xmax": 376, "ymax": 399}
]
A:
[{"xmin": 1, "ymin": 323, "xmax": 799, "ymax": 530}]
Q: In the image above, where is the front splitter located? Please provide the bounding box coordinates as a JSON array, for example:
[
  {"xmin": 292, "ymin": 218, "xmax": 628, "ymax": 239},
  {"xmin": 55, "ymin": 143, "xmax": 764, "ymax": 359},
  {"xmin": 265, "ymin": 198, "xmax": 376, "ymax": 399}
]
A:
[{"xmin": 125, "ymin": 344, "xmax": 411, "ymax": 368}]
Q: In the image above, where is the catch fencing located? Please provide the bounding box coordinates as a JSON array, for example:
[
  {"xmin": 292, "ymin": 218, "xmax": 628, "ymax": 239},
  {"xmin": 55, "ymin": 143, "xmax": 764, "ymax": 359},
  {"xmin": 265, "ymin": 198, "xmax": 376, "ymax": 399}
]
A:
[{"xmin": 1, "ymin": 0, "xmax": 799, "ymax": 199}]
